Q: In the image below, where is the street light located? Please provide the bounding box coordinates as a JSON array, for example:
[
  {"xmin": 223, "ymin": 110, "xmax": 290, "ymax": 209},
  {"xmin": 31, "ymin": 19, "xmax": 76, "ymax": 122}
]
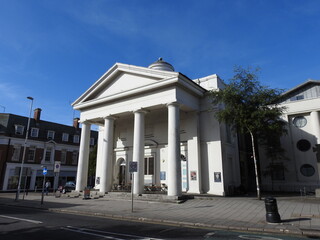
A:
[{"xmin": 15, "ymin": 96, "xmax": 34, "ymax": 201}]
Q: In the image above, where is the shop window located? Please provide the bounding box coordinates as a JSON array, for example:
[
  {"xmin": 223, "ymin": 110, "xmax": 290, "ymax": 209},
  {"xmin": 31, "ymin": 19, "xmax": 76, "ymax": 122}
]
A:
[{"xmin": 90, "ymin": 138, "xmax": 94, "ymax": 146}]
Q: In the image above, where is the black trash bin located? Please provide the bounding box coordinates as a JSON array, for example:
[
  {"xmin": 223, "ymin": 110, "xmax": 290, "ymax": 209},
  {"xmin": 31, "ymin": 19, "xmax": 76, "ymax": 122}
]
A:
[{"xmin": 265, "ymin": 197, "xmax": 281, "ymax": 223}]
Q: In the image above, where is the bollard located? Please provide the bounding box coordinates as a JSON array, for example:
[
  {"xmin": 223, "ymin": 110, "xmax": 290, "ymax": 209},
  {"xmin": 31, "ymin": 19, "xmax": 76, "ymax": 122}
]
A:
[{"xmin": 265, "ymin": 197, "xmax": 281, "ymax": 223}]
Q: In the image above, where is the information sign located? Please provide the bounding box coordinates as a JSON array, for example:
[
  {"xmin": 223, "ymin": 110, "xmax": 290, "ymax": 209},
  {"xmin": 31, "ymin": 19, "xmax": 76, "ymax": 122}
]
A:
[{"xmin": 129, "ymin": 162, "xmax": 138, "ymax": 173}]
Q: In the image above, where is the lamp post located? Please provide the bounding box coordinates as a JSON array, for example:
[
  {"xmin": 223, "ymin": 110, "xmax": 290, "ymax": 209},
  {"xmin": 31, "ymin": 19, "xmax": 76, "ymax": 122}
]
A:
[{"xmin": 15, "ymin": 96, "xmax": 34, "ymax": 201}]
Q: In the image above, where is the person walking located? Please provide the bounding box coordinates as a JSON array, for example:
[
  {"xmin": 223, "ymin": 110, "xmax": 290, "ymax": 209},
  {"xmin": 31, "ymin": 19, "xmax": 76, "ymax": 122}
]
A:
[{"xmin": 45, "ymin": 180, "xmax": 51, "ymax": 195}]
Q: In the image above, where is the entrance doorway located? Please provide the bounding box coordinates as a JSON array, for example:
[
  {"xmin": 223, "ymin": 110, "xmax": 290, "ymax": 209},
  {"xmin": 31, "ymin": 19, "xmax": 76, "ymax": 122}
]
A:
[{"xmin": 118, "ymin": 158, "xmax": 126, "ymax": 186}]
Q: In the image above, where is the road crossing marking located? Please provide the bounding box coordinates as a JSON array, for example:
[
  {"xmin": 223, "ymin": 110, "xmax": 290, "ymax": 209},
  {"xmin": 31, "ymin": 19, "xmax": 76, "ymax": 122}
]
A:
[
  {"xmin": 0, "ymin": 215, "xmax": 43, "ymax": 224},
  {"xmin": 61, "ymin": 226, "xmax": 164, "ymax": 240}
]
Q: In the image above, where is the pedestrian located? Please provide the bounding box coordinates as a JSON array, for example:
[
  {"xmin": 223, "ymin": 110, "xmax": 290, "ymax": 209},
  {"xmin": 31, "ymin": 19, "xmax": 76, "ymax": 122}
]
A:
[{"xmin": 45, "ymin": 180, "xmax": 51, "ymax": 195}]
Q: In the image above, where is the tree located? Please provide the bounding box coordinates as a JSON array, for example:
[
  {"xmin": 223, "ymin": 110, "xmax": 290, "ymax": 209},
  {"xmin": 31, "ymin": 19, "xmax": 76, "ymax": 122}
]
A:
[{"xmin": 210, "ymin": 66, "xmax": 287, "ymax": 200}]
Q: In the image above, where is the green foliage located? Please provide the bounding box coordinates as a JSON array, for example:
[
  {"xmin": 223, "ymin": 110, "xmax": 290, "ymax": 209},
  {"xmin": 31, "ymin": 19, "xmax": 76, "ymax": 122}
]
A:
[{"xmin": 210, "ymin": 66, "xmax": 287, "ymax": 139}]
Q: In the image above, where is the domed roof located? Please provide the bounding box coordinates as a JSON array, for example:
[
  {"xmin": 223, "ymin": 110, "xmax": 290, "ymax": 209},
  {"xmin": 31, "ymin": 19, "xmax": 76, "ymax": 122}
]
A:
[{"xmin": 148, "ymin": 58, "xmax": 175, "ymax": 72}]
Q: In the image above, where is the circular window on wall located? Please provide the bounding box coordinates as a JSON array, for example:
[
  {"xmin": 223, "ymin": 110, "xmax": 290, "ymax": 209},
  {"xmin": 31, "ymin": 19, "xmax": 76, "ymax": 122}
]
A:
[
  {"xmin": 296, "ymin": 139, "xmax": 311, "ymax": 151},
  {"xmin": 293, "ymin": 116, "xmax": 307, "ymax": 128},
  {"xmin": 300, "ymin": 164, "xmax": 315, "ymax": 177}
]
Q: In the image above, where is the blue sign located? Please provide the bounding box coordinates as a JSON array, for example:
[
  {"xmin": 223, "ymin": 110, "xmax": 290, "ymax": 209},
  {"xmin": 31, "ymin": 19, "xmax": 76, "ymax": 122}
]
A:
[{"xmin": 43, "ymin": 168, "xmax": 47, "ymax": 175}]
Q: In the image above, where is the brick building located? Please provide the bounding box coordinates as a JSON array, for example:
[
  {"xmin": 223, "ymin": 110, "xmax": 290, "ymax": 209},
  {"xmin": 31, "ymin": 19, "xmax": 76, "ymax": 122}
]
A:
[{"xmin": 0, "ymin": 108, "xmax": 97, "ymax": 191}]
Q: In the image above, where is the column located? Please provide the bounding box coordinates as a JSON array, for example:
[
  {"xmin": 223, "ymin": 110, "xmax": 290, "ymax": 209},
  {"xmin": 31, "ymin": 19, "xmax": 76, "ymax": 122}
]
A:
[
  {"xmin": 133, "ymin": 110, "xmax": 146, "ymax": 195},
  {"xmin": 167, "ymin": 102, "xmax": 182, "ymax": 197},
  {"xmin": 75, "ymin": 121, "xmax": 91, "ymax": 191},
  {"xmin": 30, "ymin": 168, "xmax": 37, "ymax": 190},
  {"xmin": 100, "ymin": 117, "xmax": 115, "ymax": 193},
  {"xmin": 311, "ymin": 111, "xmax": 320, "ymax": 144}
]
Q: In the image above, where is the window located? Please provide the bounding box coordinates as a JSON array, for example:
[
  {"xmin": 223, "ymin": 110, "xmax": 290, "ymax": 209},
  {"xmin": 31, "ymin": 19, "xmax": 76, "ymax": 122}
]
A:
[
  {"xmin": 15, "ymin": 125, "xmax": 24, "ymax": 135},
  {"xmin": 293, "ymin": 116, "xmax": 307, "ymax": 128},
  {"xmin": 72, "ymin": 151, "xmax": 78, "ymax": 165},
  {"xmin": 144, "ymin": 156, "xmax": 154, "ymax": 175},
  {"xmin": 297, "ymin": 139, "xmax": 311, "ymax": 152},
  {"xmin": 45, "ymin": 147, "xmax": 52, "ymax": 162},
  {"xmin": 61, "ymin": 150, "xmax": 67, "ymax": 164},
  {"xmin": 12, "ymin": 145, "xmax": 21, "ymax": 161},
  {"xmin": 47, "ymin": 131, "xmax": 55, "ymax": 140},
  {"xmin": 73, "ymin": 135, "xmax": 80, "ymax": 143},
  {"xmin": 62, "ymin": 133, "xmax": 69, "ymax": 142},
  {"xmin": 290, "ymin": 95, "xmax": 304, "ymax": 101},
  {"xmin": 300, "ymin": 164, "xmax": 315, "ymax": 177},
  {"xmin": 90, "ymin": 138, "xmax": 95, "ymax": 146},
  {"xmin": 27, "ymin": 147, "xmax": 36, "ymax": 162},
  {"xmin": 30, "ymin": 128, "xmax": 39, "ymax": 137}
]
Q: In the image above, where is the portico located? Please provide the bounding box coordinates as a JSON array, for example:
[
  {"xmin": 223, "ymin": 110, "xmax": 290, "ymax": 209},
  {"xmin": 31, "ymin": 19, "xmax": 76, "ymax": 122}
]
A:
[{"xmin": 72, "ymin": 58, "xmax": 241, "ymax": 197}]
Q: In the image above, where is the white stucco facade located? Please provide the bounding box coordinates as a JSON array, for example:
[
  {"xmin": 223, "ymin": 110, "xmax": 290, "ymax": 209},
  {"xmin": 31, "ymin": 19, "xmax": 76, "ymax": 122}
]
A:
[
  {"xmin": 72, "ymin": 59, "xmax": 240, "ymax": 196},
  {"xmin": 260, "ymin": 80, "xmax": 320, "ymax": 192}
]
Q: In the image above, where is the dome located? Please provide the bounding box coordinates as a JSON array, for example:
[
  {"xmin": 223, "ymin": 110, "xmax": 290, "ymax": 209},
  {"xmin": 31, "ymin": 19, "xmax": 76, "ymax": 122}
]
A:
[{"xmin": 148, "ymin": 58, "xmax": 175, "ymax": 72}]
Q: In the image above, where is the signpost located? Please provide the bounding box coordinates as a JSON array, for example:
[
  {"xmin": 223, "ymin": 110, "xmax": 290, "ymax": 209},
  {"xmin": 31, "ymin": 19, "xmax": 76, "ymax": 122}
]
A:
[
  {"xmin": 41, "ymin": 166, "xmax": 47, "ymax": 205},
  {"xmin": 129, "ymin": 162, "xmax": 138, "ymax": 213}
]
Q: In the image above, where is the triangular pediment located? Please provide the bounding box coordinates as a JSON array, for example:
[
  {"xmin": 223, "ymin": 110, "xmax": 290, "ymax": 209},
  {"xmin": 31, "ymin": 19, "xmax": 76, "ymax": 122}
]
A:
[{"xmin": 72, "ymin": 63, "xmax": 179, "ymax": 107}]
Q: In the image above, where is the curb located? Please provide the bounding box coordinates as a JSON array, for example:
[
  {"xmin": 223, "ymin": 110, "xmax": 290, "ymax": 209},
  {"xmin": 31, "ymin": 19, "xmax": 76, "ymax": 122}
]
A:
[
  {"xmin": 1, "ymin": 200, "xmax": 320, "ymax": 238},
  {"xmin": 47, "ymin": 207, "xmax": 320, "ymax": 238}
]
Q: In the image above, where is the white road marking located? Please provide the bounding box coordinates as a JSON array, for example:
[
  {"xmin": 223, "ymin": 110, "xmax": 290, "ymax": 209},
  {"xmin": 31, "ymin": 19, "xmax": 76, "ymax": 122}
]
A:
[
  {"xmin": 61, "ymin": 226, "xmax": 164, "ymax": 240},
  {"xmin": 0, "ymin": 215, "xmax": 42, "ymax": 224},
  {"xmin": 239, "ymin": 235, "xmax": 282, "ymax": 240}
]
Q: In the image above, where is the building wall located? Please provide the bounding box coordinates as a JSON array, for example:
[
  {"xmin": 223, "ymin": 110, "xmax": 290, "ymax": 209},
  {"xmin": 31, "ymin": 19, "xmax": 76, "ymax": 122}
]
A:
[{"xmin": 260, "ymin": 84, "xmax": 320, "ymax": 192}]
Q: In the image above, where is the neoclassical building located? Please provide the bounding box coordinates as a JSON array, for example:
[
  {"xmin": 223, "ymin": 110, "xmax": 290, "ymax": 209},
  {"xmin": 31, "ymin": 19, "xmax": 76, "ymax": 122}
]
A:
[{"xmin": 72, "ymin": 58, "xmax": 240, "ymax": 197}]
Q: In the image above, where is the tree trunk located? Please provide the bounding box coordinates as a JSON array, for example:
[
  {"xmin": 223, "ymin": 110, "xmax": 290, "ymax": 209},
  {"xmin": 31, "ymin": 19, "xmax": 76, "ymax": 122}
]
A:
[{"xmin": 249, "ymin": 131, "xmax": 261, "ymax": 200}]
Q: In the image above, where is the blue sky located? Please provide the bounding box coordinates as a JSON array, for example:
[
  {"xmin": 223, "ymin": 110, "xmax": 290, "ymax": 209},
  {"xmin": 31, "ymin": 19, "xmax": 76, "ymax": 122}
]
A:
[{"xmin": 0, "ymin": 0, "xmax": 319, "ymax": 126}]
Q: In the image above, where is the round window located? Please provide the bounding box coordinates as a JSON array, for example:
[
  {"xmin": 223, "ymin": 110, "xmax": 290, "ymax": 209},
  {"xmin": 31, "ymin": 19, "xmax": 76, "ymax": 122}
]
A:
[
  {"xmin": 296, "ymin": 139, "xmax": 311, "ymax": 151},
  {"xmin": 293, "ymin": 116, "xmax": 307, "ymax": 128},
  {"xmin": 300, "ymin": 164, "xmax": 315, "ymax": 177}
]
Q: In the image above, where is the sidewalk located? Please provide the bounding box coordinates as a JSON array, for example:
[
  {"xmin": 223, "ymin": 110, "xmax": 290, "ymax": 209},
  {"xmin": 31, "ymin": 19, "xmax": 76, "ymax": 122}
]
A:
[{"xmin": 0, "ymin": 192, "xmax": 320, "ymax": 238}]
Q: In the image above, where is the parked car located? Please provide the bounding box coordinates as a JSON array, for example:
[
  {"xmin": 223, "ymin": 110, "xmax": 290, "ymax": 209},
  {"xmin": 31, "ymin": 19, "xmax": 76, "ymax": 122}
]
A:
[{"xmin": 59, "ymin": 181, "xmax": 76, "ymax": 194}]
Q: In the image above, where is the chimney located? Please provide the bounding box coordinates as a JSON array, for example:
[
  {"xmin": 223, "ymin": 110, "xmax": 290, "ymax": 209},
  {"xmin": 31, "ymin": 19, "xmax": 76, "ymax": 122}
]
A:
[
  {"xmin": 34, "ymin": 108, "xmax": 42, "ymax": 121},
  {"xmin": 73, "ymin": 118, "xmax": 80, "ymax": 129}
]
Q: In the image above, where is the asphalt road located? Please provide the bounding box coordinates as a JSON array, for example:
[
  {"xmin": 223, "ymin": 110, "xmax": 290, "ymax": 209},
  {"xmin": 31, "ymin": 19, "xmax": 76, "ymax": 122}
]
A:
[{"xmin": 0, "ymin": 205, "xmax": 316, "ymax": 240}]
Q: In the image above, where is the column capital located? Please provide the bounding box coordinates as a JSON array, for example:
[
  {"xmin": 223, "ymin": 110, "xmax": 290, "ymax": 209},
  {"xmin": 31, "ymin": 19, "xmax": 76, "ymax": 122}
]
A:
[
  {"xmin": 103, "ymin": 115, "xmax": 117, "ymax": 120},
  {"xmin": 166, "ymin": 102, "xmax": 181, "ymax": 108},
  {"xmin": 78, "ymin": 119, "xmax": 91, "ymax": 124},
  {"xmin": 133, "ymin": 108, "xmax": 148, "ymax": 114}
]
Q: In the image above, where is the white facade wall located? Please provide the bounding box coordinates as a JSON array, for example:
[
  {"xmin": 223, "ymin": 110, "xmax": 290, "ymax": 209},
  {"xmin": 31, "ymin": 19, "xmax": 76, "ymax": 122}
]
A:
[
  {"xmin": 260, "ymin": 82, "xmax": 320, "ymax": 192},
  {"xmin": 73, "ymin": 61, "xmax": 241, "ymax": 196}
]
